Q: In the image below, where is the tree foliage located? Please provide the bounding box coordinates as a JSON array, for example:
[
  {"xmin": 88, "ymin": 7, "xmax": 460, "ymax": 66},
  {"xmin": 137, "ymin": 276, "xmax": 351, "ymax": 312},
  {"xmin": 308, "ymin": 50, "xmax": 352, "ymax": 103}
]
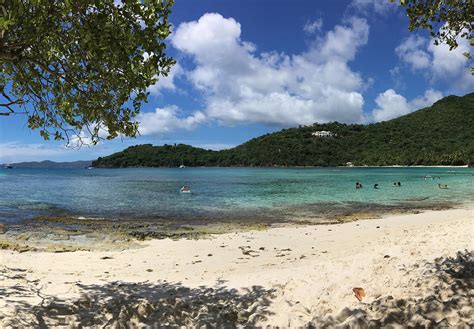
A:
[
  {"xmin": 0, "ymin": 0, "xmax": 175, "ymax": 144},
  {"xmin": 394, "ymin": 0, "xmax": 473, "ymax": 73},
  {"xmin": 93, "ymin": 93, "xmax": 474, "ymax": 168}
]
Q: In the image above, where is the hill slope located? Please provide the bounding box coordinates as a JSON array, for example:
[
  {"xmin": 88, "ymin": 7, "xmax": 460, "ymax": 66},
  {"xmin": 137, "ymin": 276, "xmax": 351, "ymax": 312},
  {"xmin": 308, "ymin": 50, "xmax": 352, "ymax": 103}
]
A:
[
  {"xmin": 4, "ymin": 160, "xmax": 92, "ymax": 169},
  {"xmin": 93, "ymin": 93, "xmax": 474, "ymax": 167},
  {"xmin": 93, "ymin": 144, "xmax": 219, "ymax": 168}
]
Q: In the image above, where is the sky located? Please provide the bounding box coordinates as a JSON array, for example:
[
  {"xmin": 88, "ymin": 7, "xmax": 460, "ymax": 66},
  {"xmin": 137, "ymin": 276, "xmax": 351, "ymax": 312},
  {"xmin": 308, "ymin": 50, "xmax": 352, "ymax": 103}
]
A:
[{"xmin": 0, "ymin": 0, "xmax": 473, "ymax": 163}]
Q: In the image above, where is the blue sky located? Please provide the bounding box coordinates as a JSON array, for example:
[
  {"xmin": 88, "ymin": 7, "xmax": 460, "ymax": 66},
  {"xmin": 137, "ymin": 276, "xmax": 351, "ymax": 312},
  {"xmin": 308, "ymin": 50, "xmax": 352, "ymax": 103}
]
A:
[{"xmin": 1, "ymin": 0, "xmax": 472, "ymax": 163}]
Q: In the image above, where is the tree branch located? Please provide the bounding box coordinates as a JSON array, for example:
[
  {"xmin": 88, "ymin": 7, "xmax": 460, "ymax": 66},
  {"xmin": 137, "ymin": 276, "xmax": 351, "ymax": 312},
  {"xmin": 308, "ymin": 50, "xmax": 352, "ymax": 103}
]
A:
[
  {"xmin": 0, "ymin": 84, "xmax": 25, "ymax": 115},
  {"xmin": 0, "ymin": 50, "xmax": 21, "ymax": 61}
]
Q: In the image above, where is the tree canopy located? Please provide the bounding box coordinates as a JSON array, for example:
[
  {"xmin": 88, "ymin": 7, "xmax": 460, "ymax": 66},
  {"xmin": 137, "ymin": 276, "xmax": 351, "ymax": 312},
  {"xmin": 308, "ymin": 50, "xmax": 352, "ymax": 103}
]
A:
[
  {"xmin": 394, "ymin": 0, "xmax": 473, "ymax": 73},
  {"xmin": 0, "ymin": 0, "xmax": 175, "ymax": 144}
]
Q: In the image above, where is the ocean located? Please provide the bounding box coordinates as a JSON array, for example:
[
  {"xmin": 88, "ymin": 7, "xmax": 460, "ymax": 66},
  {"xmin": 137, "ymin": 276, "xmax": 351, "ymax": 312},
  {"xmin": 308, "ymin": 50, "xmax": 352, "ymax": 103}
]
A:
[{"xmin": 0, "ymin": 167, "xmax": 473, "ymax": 224}]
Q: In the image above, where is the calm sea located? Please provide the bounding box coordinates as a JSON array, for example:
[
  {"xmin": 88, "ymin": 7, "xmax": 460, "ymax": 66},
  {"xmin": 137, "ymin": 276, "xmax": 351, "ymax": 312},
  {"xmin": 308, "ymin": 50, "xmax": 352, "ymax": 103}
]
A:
[{"xmin": 0, "ymin": 167, "xmax": 473, "ymax": 224}]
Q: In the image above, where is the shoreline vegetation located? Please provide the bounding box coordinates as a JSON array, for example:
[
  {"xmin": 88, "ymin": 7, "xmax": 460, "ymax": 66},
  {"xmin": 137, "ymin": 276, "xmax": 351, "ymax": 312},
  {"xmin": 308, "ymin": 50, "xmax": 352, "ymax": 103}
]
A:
[
  {"xmin": 2, "ymin": 164, "xmax": 472, "ymax": 169},
  {"xmin": 0, "ymin": 161, "xmax": 474, "ymax": 170},
  {"xmin": 92, "ymin": 93, "xmax": 473, "ymax": 168},
  {"xmin": 1, "ymin": 205, "xmax": 472, "ymax": 327}
]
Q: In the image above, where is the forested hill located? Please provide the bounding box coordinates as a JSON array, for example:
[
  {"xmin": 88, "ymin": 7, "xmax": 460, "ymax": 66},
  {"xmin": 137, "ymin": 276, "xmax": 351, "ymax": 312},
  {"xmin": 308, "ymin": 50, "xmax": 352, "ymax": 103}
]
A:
[
  {"xmin": 93, "ymin": 93, "xmax": 474, "ymax": 167},
  {"xmin": 6, "ymin": 160, "xmax": 92, "ymax": 169}
]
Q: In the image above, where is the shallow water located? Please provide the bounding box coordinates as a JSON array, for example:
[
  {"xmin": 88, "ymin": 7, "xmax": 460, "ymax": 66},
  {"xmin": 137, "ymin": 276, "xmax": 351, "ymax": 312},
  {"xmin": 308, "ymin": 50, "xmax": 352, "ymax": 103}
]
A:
[{"xmin": 0, "ymin": 167, "xmax": 473, "ymax": 224}]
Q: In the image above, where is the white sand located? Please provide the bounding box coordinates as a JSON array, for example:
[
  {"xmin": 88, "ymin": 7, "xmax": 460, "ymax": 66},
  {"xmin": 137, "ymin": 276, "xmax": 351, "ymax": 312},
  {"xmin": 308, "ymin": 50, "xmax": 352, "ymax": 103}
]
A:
[{"xmin": 1, "ymin": 206, "xmax": 473, "ymax": 327}]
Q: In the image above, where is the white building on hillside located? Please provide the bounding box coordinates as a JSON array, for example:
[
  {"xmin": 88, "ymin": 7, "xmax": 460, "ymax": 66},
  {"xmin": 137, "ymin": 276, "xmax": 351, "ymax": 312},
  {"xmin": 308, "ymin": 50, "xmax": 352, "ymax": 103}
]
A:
[{"xmin": 311, "ymin": 130, "xmax": 334, "ymax": 137}]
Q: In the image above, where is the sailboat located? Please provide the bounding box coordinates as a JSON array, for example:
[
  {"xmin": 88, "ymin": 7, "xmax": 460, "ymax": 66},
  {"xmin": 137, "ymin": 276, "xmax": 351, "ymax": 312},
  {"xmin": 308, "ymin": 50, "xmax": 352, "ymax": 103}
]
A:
[{"xmin": 179, "ymin": 159, "xmax": 185, "ymax": 168}]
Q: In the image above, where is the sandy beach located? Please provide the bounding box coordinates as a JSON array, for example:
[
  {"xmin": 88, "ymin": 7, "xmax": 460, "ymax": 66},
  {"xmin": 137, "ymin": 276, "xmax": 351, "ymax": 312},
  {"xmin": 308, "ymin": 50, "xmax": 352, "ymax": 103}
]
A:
[{"xmin": 1, "ymin": 205, "xmax": 473, "ymax": 327}]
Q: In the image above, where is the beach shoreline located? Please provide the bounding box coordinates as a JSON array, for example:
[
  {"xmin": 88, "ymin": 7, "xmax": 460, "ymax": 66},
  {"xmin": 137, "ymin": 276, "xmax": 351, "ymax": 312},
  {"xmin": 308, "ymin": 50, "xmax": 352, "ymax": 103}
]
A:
[
  {"xmin": 1, "ymin": 204, "xmax": 473, "ymax": 327},
  {"xmin": 0, "ymin": 200, "xmax": 465, "ymax": 253},
  {"xmin": 345, "ymin": 165, "xmax": 470, "ymax": 168}
]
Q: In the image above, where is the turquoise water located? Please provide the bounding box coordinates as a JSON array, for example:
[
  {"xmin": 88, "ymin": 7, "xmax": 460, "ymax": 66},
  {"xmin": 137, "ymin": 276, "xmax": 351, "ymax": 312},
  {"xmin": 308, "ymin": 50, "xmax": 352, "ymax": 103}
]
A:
[{"xmin": 0, "ymin": 167, "xmax": 473, "ymax": 224}]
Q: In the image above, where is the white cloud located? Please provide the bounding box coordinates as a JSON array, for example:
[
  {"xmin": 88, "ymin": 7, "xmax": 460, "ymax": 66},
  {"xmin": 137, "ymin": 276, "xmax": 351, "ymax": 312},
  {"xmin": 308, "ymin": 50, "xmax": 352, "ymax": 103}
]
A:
[
  {"xmin": 410, "ymin": 89, "xmax": 444, "ymax": 110},
  {"xmin": 312, "ymin": 16, "xmax": 369, "ymax": 62},
  {"xmin": 428, "ymin": 37, "xmax": 473, "ymax": 90},
  {"xmin": 303, "ymin": 18, "xmax": 323, "ymax": 34},
  {"xmin": 372, "ymin": 89, "xmax": 410, "ymax": 122},
  {"xmin": 395, "ymin": 35, "xmax": 431, "ymax": 70},
  {"xmin": 169, "ymin": 13, "xmax": 370, "ymax": 128},
  {"xmin": 371, "ymin": 88, "xmax": 443, "ymax": 122},
  {"xmin": 137, "ymin": 106, "xmax": 206, "ymax": 135},
  {"xmin": 0, "ymin": 143, "xmax": 62, "ymax": 163},
  {"xmin": 148, "ymin": 63, "xmax": 184, "ymax": 95},
  {"xmin": 396, "ymin": 32, "xmax": 473, "ymax": 90},
  {"xmin": 66, "ymin": 123, "xmax": 111, "ymax": 148},
  {"xmin": 205, "ymin": 89, "xmax": 365, "ymax": 126},
  {"xmin": 0, "ymin": 142, "xmax": 107, "ymax": 163},
  {"xmin": 350, "ymin": 0, "xmax": 398, "ymax": 15},
  {"xmin": 68, "ymin": 131, "xmax": 94, "ymax": 148}
]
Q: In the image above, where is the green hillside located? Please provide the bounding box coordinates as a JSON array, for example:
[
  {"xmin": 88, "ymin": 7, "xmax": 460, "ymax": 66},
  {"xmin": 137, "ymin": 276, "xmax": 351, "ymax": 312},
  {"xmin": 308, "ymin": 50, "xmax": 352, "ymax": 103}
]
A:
[
  {"xmin": 93, "ymin": 93, "xmax": 474, "ymax": 168},
  {"xmin": 93, "ymin": 144, "xmax": 219, "ymax": 168}
]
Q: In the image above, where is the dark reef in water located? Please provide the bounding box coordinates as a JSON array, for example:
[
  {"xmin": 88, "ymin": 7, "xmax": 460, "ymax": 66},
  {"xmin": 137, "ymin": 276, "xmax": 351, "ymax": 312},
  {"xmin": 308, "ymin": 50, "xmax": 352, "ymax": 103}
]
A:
[{"xmin": 0, "ymin": 200, "xmax": 459, "ymax": 253}]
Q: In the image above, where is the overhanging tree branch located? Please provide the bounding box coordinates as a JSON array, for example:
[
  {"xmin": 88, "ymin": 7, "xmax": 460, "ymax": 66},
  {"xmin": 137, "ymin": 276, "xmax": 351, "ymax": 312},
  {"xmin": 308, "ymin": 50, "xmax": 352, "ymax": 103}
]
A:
[
  {"xmin": 0, "ymin": 0, "xmax": 175, "ymax": 144},
  {"xmin": 394, "ymin": 0, "xmax": 473, "ymax": 73},
  {"xmin": 0, "ymin": 84, "xmax": 25, "ymax": 115}
]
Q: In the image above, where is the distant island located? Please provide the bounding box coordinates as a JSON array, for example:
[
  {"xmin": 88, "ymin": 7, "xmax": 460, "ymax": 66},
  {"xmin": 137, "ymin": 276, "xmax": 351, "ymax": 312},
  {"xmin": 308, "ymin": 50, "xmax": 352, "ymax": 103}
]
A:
[
  {"xmin": 92, "ymin": 93, "xmax": 473, "ymax": 168},
  {"xmin": 3, "ymin": 160, "xmax": 92, "ymax": 169}
]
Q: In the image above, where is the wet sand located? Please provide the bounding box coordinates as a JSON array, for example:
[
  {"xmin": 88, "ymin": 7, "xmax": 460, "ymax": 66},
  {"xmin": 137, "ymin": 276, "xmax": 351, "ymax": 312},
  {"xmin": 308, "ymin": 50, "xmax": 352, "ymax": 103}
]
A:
[{"xmin": 0, "ymin": 206, "xmax": 473, "ymax": 327}]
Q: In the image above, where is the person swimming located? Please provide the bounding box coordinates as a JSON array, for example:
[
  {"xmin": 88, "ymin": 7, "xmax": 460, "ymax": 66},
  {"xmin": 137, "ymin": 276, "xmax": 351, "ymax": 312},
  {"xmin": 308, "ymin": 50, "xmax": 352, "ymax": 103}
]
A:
[
  {"xmin": 373, "ymin": 184, "xmax": 379, "ymax": 189},
  {"xmin": 438, "ymin": 184, "xmax": 449, "ymax": 189},
  {"xmin": 356, "ymin": 182, "xmax": 363, "ymax": 189},
  {"xmin": 397, "ymin": 182, "xmax": 401, "ymax": 187},
  {"xmin": 180, "ymin": 186, "xmax": 191, "ymax": 193}
]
